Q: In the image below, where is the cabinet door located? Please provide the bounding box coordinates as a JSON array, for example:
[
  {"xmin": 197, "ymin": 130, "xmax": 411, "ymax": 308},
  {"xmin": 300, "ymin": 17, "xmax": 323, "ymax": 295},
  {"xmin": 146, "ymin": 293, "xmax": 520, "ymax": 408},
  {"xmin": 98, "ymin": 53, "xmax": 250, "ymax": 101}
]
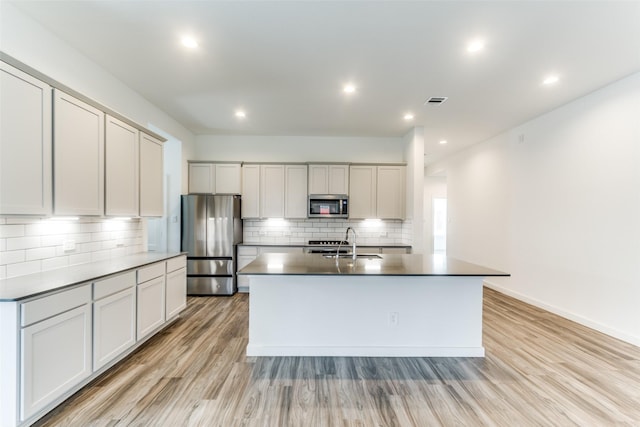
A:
[
  {"xmin": 188, "ymin": 163, "xmax": 214, "ymax": 193},
  {"xmin": 21, "ymin": 304, "xmax": 91, "ymax": 421},
  {"xmin": 0, "ymin": 62, "xmax": 52, "ymax": 215},
  {"xmin": 53, "ymin": 90, "xmax": 104, "ymax": 215},
  {"xmin": 285, "ymin": 165, "xmax": 308, "ymax": 218},
  {"xmin": 140, "ymin": 133, "xmax": 164, "ymax": 217},
  {"xmin": 376, "ymin": 166, "xmax": 405, "ymax": 219},
  {"xmin": 308, "ymin": 165, "xmax": 328, "ymax": 194},
  {"xmin": 93, "ymin": 287, "xmax": 136, "ymax": 370},
  {"xmin": 166, "ymin": 267, "xmax": 187, "ymax": 319},
  {"xmin": 349, "ymin": 166, "xmax": 376, "ymax": 219},
  {"xmin": 329, "ymin": 165, "xmax": 349, "ymax": 195},
  {"xmin": 137, "ymin": 276, "xmax": 166, "ymax": 340},
  {"xmin": 241, "ymin": 165, "xmax": 260, "ymax": 218},
  {"xmin": 105, "ymin": 115, "xmax": 139, "ymax": 216},
  {"xmin": 260, "ymin": 165, "xmax": 285, "ymax": 218},
  {"xmin": 215, "ymin": 163, "xmax": 242, "ymax": 194}
]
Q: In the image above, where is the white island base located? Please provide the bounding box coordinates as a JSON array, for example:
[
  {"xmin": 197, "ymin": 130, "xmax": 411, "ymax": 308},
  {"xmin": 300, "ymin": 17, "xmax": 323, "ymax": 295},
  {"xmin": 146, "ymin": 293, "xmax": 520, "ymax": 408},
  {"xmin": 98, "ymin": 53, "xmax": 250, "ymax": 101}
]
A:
[{"xmin": 247, "ymin": 275, "xmax": 484, "ymax": 358}]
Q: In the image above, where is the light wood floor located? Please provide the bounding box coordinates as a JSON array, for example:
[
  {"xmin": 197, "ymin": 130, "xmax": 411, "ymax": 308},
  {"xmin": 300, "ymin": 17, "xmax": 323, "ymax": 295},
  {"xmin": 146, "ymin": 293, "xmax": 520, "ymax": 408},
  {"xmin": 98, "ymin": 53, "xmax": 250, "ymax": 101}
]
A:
[{"xmin": 35, "ymin": 288, "xmax": 640, "ymax": 426}]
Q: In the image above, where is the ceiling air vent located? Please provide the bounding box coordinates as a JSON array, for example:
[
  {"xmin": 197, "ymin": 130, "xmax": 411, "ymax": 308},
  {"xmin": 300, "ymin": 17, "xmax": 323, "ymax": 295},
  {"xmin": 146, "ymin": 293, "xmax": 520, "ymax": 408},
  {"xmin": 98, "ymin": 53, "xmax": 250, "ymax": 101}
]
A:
[{"xmin": 424, "ymin": 96, "xmax": 448, "ymax": 105}]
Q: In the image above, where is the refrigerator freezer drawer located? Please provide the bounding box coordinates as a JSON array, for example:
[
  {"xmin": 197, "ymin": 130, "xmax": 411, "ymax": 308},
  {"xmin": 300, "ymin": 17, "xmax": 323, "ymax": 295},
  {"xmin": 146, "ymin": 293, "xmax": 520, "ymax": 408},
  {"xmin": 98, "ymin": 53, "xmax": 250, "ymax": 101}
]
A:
[
  {"xmin": 187, "ymin": 259, "xmax": 234, "ymax": 275},
  {"xmin": 187, "ymin": 276, "xmax": 235, "ymax": 295}
]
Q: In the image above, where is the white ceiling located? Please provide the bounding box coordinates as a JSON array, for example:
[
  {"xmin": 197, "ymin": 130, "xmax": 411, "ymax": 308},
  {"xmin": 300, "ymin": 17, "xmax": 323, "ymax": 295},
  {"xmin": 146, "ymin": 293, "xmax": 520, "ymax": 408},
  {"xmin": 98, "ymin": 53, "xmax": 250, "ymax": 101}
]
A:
[{"xmin": 9, "ymin": 1, "xmax": 640, "ymax": 163}]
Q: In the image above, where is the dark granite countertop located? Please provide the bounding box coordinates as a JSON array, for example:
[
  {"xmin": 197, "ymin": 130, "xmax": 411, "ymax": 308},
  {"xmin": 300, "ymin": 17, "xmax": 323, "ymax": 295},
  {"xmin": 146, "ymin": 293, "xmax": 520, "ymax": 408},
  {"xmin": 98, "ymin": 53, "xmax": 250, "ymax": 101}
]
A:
[
  {"xmin": 238, "ymin": 253, "xmax": 509, "ymax": 277},
  {"xmin": 238, "ymin": 243, "xmax": 412, "ymax": 248}
]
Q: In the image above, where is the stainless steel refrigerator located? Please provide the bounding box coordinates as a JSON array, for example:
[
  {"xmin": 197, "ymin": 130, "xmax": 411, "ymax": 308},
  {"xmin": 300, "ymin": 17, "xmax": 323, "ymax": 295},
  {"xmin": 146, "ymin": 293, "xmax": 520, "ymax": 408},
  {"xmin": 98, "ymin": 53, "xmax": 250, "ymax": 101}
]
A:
[{"xmin": 181, "ymin": 195, "xmax": 242, "ymax": 295}]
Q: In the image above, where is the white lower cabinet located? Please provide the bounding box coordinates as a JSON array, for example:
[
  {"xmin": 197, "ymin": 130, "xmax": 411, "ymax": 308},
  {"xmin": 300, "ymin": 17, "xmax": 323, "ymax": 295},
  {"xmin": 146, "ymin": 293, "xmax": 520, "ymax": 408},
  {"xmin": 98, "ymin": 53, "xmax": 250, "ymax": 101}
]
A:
[
  {"xmin": 2, "ymin": 256, "xmax": 187, "ymax": 427},
  {"xmin": 93, "ymin": 285, "xmax": 136, "ymax": 371},
  {"xmin": 20, "ymin": 288, "xmax": 92, "ymax": 421},
  {"xmin": 137, "ymin": 275, "xmax": 166, "ymax": 340},
  {"xmin": 166, "ymin": 267, "xmax": 187, "ymax": 320}
]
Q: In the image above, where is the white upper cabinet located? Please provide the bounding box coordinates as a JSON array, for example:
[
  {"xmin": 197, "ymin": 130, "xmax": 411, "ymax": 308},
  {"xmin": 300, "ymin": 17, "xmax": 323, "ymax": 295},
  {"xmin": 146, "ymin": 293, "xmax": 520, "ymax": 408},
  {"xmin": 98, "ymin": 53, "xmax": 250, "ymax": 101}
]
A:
[
  {"xmin": 53, "ymin": 90, "xmax": 105, "ymax": 216},
  {"xmin": 376, "ymin": 166, "xmax": 405, "ymax": 219},
  {"xmin": 189, "ymin": 162, "xmax": 241, "ymax": 194},
  {"xmin": 215, "ymin": 163, "xmax": 242, "ymax": 194},
  {"xmin": 285, "ymin": 165, "xmax": 308, "ymax": 219},
  {"xmin": 105, "ymin": 115, "xmax": 139, "ymax": 216},
  {"xmin": 308, "ymin": 165, "xmax": 329, "ymax": 194},
  {"xmin": 349, "ymin": 165, "xmax": 405, "ymax": 219},
  {"xmin": 139, "ymin": 133, "xmax": 164, "ymax": 217},
  {"xmin": 241, "ymin": 164, "xmax": 260, "ymax": 218},
  {"xmin": 328, "ymin": 165, "xmax": 349, "ymax": 195},
  {"xmin": 349, "ymin": 166, "xmax": 377, "ymax": 219},
  {"xmin": 308, "ymin": 164, "xmax": 349, "ymax": 195},
  {"xmin": 260, "ymin": 164, "xmax": 285, "ymax": 218},
  {"xmin": 243, "ymin": 164, "xmax": 297, "ymax": 219},
  {"xmin": 188, "ymin": 163, "xmax": 215, "ymax": 193},
  {"xmin": 0, "ymin": 62, "xmax": 52, "ymax": 216}
]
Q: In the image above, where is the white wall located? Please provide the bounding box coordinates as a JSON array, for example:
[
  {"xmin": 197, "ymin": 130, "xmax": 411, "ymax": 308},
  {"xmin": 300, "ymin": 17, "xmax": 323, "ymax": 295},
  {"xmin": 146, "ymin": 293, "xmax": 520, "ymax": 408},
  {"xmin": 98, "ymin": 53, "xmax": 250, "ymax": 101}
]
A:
[
  {"xmin": 427, "ymin": 72, "xmax": 640, "ymax": 346},
  {"xmin": 0, "ymin": 2, "xmax": 196, "ymax": 193},
  {"xmin": 403, "ymin": 127, "xmax": 425, "ymax": 253},
  {"xmin": 423, "ymin": 176, "xmax": 447, "ymax": 254},
  {"xmin": 194, "ymin": 135, "xmax": 404, "ymax": 163}
]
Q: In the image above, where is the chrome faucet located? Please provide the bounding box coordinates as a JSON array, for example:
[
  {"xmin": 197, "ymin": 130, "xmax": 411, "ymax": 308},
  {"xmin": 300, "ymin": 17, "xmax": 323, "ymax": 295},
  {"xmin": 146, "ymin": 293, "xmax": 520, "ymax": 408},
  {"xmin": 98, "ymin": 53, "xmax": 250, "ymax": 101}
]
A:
[{"xmin": 345, "ymin": 227, "xmax": 357, "ymax": 260}]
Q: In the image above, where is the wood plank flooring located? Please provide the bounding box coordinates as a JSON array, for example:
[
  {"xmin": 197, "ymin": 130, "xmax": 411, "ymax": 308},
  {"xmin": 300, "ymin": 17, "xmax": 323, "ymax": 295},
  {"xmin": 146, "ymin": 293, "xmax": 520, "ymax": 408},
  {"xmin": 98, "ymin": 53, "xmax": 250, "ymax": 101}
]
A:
[{"xmin": 35, "ymin": 288, "xmax": 640, "ymax": 426}]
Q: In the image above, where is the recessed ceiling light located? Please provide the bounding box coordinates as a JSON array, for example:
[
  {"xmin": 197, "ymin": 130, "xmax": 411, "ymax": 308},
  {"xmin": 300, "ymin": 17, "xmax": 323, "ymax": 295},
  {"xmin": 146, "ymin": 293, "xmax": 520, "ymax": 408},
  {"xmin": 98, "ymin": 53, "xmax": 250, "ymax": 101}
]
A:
[
  {"xmin": 235, "ymin": 110, "xmax": 246, "ymax": 119},
  {"xmin": 439, "ymin": 140, "xmax": 448, "ymax": 145},
  {"xmin": 467, "ymin": 39, "xmax": 485, "ymax": 53},
  {"xmin": 404, "ymin": 113, "xmax": 414, "ymax": 121},
  {"xmin": 343, "ymin": 84, "xmax": 356, "ymax": 94},
  {"xmin": 542, "ymin": 75, "xmax": 560, "ymax": 85},
  {"xmin": 181, "ymin": 36, "xmax": 198, "ymax": 49}
]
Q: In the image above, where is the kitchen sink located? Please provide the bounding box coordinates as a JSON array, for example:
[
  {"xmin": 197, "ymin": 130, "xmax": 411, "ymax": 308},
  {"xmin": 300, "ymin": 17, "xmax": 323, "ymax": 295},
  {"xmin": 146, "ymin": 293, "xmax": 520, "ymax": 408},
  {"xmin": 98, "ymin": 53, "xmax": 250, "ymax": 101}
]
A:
[{"xmin": 322, "ymin": 253, "xmax": 382, "ymax": 259}]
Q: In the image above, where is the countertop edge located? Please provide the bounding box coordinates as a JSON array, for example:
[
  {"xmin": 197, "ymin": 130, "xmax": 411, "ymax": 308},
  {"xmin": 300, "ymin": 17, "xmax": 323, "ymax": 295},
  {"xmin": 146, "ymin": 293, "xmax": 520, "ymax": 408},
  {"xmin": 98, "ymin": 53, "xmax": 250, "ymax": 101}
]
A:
[
  {"xmin": 238, "ymin": 272, "xmax": 511, "ymax": 277},
  {"xmin": 0, "ymin": 252, "xmax": 187, "ymax": 302},
  {"xmin": 238, "ymin": 243, "xmax": 412, "ymax": 248}
]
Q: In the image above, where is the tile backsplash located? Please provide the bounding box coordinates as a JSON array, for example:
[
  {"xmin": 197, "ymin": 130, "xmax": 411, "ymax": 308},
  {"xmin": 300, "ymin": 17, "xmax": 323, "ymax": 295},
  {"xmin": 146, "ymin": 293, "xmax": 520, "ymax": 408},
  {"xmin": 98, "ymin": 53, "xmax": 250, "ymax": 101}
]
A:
[
  {"xmin": 243, "ymin": 218, "xmax": 412, "ymax": 246},
  {"xmin": 0, "ymin": 217, "xmax": 144, "ymax": 280}
]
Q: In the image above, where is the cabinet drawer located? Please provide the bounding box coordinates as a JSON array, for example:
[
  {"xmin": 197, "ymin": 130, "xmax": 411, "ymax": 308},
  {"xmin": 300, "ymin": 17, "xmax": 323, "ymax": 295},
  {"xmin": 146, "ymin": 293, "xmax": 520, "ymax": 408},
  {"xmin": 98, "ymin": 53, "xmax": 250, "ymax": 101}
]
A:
[
  {"xmin": 21, "ymin": 284, "xmax": 91, "ymax": 327},
  {"xmin": 238, "ymin": 246, "xmax": 258, "ymax": 256},
  {"xmin": 94, "ymin": 271, "xmax": 136, "ymax": 300},
  {"xmin": 166, "ymin": 256, "xmax": 187, "ymax": 273},
  {"xmin": 137, "ymin": 262, "xmax": 165, "ymax": 284},
  {"xmin": 259, "ymin": 246, "xmax": 303, "ymax": 254}
]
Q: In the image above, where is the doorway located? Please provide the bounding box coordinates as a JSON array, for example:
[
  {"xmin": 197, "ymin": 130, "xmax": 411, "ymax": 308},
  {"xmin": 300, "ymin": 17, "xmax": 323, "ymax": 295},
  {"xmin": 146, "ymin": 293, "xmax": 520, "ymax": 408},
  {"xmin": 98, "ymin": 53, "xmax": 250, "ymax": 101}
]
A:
[
  {"xmin": 146, "ymin": 126, "xmax": 182, "ymax": 252},
  {"xmin": 432, "ymin": 197, "xmax": 447, "ymax": 254}
]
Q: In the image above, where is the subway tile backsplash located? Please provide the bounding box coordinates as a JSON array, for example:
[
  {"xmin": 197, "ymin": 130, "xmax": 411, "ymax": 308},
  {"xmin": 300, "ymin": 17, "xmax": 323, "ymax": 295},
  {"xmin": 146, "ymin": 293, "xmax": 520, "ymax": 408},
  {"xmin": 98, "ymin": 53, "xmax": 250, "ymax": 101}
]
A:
[
  {"xmin": 0, "ymin": 217, "xmax": 144, "ymax": 280},
  {"xmin": 243, "ymin": 218, "xmax": 413, "ymax": 246}
]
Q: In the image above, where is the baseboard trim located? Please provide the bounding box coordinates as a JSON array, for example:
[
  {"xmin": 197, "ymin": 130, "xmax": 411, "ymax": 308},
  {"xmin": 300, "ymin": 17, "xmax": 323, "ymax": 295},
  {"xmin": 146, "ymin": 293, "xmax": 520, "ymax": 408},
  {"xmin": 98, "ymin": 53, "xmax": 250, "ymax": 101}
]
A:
[
  {"xmin": 483, "ymin": 279, "xmax": 640, "ymax": 348},
  {"xmin": 246, "ymin": 344, "xmax": 485, "ymax": 358}
]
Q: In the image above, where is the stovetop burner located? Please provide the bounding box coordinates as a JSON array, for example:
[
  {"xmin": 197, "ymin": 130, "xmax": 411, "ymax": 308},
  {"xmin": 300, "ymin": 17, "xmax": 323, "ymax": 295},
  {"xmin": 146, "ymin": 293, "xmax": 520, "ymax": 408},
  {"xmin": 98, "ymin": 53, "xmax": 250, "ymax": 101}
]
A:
[{"xmin": 308, "ymin": 240, "xmax": 350, "ymax": 245}]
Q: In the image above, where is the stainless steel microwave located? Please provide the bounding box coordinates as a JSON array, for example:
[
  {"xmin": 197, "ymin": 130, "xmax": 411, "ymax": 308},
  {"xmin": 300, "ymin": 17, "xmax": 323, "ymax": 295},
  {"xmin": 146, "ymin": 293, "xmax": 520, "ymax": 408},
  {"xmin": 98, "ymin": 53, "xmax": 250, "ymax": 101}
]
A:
[{"xmin": 308, "ymin": 194, "xmax": 348, "ymax": 218}]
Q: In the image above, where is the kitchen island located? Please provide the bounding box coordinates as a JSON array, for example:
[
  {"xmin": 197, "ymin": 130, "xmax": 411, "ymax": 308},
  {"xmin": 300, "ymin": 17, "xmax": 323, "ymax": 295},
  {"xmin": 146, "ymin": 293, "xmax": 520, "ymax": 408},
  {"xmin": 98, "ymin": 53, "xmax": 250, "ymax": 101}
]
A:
[{"xmin": 238, "ymin": 253, "xmax": 508, "ymax": 358}]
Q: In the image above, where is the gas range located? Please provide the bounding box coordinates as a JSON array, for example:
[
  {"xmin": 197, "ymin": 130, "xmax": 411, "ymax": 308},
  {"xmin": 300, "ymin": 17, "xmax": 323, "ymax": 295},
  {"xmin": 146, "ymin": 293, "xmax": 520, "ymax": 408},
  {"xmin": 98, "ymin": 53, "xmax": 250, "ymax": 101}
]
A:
[
  {"xmin": 307, "ymin": 240, "xmax": 351, "ymax": 254},
  {"xmin": 308, "ymin": 240, "xmax": 349, "ymax": 245}
]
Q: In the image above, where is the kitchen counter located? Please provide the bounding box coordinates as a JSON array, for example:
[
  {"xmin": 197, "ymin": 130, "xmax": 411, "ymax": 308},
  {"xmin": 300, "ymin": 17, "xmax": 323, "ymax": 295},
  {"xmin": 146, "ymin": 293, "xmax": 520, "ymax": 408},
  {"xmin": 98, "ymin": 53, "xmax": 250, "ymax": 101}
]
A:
[
  {"xmin": 242, "ymin": 253, "xmax": 508, "ymax": 358},
  {"xmin": 238, "ymin": 242, "xmax": 412, "ymax": 249},
  {"xmin": 238, "ymin": 253, "xmax": 508, "ymax": 276},
  {"xmin": 0, "ymin": 252, "xmax": 186, "ymax": 301}
]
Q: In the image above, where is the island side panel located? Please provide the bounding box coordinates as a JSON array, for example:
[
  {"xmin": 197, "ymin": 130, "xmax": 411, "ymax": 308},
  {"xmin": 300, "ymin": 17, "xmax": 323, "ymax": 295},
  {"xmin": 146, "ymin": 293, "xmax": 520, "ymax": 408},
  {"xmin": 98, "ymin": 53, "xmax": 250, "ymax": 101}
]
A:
[{"xmin": 247, "ymin": 275, "xmax": 484, "ymax": 357}]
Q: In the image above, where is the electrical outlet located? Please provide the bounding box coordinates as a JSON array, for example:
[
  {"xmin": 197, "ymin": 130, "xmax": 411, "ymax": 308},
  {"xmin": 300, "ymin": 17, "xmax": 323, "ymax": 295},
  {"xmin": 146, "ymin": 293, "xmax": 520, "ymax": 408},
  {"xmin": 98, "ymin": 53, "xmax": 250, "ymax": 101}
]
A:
[
  {"xmin": 389, "ymin": 312, "xmax": 399, "ymax": 326},
  {"xmin": 62, "ymin": 240, "xmax": 76, "ymax": 251}
]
